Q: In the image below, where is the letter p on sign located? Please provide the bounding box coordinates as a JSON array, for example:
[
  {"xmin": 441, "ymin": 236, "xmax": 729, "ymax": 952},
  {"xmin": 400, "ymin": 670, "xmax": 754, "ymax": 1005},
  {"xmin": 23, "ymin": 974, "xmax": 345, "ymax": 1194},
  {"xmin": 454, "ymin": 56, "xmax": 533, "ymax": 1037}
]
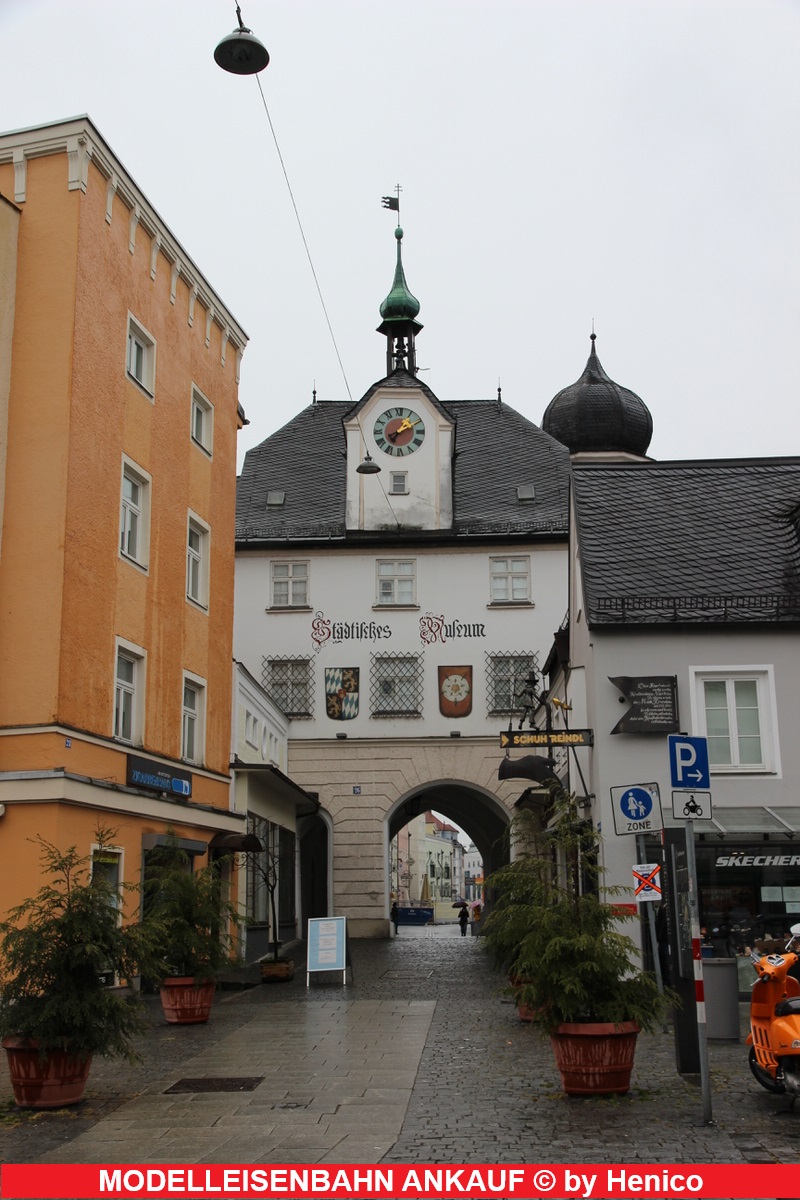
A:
[{"xmin": 668, "ymin": 734, "xmax": 710, "ymax": 790}]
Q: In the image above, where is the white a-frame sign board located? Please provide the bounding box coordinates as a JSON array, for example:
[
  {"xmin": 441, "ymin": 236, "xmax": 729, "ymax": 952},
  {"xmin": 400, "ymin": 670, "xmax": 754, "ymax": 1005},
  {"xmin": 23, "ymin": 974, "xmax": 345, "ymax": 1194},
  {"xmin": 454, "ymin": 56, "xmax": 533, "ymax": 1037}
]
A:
[{"xmin": 306, "ymin": 916, "xmax": 348, "ymax": 986}]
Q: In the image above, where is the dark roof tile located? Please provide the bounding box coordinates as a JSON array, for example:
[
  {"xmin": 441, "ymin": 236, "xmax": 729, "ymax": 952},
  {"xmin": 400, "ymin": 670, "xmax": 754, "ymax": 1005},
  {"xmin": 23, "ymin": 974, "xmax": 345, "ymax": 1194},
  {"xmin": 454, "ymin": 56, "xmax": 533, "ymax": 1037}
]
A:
[{"xmin": 573, "ymin": 459, "xmax": 800, "ymax": 626}]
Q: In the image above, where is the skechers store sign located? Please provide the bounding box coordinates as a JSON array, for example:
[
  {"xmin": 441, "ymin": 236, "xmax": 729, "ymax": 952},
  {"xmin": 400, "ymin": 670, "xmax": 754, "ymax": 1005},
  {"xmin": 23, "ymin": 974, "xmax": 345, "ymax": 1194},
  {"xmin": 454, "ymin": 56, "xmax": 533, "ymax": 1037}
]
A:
[
  {"xmin": 716, "ymin": 854, "xmax": 800, "ymax": 867},
  {"xmin": 127, "ymin": 754, "xmax": 192, "ymax": 798}
]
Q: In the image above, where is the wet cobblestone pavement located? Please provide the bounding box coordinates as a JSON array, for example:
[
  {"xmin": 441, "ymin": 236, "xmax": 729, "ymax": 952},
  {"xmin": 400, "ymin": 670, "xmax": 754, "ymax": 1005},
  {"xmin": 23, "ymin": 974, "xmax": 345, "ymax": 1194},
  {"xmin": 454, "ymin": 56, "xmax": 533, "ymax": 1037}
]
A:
[{"xmin": 2, "ymin": 927, "xmax": 799, "ymax": 1165}]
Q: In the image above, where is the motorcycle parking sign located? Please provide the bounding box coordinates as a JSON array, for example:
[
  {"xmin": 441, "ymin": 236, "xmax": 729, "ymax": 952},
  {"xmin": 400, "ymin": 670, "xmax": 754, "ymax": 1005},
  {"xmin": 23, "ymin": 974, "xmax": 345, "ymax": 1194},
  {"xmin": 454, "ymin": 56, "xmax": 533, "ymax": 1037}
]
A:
[{"xmin": 672, "ymin": 790, "xmax": 713, "ymax": 821}]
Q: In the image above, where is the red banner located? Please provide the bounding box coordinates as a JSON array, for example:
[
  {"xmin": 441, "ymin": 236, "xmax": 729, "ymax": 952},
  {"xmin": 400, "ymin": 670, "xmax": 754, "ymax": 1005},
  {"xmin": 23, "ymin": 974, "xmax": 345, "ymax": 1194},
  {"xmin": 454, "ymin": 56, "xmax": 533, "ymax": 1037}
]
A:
[{"xmin": 2, "ymin": 1163, "xmax": 799, "ymax": 1199}]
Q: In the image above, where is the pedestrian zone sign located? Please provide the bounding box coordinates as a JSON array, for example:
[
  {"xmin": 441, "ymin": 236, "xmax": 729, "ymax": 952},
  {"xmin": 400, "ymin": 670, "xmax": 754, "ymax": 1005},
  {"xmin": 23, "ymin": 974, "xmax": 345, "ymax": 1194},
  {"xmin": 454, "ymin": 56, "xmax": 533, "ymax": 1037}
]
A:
[
  {"xmin": 632, "ymin": 862, "xmax": 662, "ymax": 903},
  {"xmin": 610, "ymin": 782, "xmax": 664, "ymax": 836}
]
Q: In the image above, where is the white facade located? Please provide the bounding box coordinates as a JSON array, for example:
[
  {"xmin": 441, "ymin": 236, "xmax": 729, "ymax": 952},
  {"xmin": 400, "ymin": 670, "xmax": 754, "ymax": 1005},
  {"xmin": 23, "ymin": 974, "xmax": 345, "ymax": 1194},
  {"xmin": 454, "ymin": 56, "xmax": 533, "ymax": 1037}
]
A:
[{"xmin": 235, "ymin": 541, "xmax": 566, "ymax": 740}]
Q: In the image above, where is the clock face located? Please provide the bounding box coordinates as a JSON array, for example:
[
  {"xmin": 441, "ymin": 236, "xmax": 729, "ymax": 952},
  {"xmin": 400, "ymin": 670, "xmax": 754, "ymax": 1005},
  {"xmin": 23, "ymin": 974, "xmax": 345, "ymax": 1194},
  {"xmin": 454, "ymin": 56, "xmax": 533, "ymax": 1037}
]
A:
[
  {"xmin": 373, "ymin": 407, "xmax": 426, "ymax": 456},
  {"xmin": 441, "ymin": 673, "xmax": 470, "ymax": 703}
]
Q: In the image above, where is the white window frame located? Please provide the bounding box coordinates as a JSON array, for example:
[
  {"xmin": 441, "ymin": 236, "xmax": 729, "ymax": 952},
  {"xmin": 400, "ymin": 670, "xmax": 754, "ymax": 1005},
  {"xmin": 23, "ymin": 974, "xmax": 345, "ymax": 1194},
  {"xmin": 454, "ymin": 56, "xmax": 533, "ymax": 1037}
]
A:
[
  {"xmin": 126, "ymin": 314, "xmax": 156, "ymax": 398},
  {"xmin": 270, "ymin": 560, "xmax": 309, "ymax": 608},
  {"xmin": 186, "ymin": 511, "xmax": 210, "ymax": 610},
  {"xmin": 181, "ymin": 672, "xmax": 206, "ymax": 765},
  {"xmin": 389, "ymin": 471, "xmax": 408, "ymax": 495},
  {"xmin": 489, "ymin": 556, "xmax": 531, "ymax": 604},
  {"xmin": 376, "ymin": 559, "xmax": 416, "ymax": 606},
  {"xmin": 190, "ymin": 385, "xmax": 214, "ymax": 456},
  {"xmin": 119, "ymin": 457, "xmax": 151, "ymax": 570},
  {"xmin": 690, "ymin": 666, "xmax": 779, "ymax": 774},
  {"xmin": 113, "ymin": 638, "xmax": 146, "ymax": 746}
]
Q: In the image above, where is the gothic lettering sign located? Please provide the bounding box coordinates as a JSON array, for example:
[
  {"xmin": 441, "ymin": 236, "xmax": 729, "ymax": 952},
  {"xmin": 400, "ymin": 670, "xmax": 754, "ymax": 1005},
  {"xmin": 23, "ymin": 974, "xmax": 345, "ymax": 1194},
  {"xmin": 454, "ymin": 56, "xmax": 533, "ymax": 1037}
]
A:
[
  {"xmin": 609, "ymin": 675, "xmax": 679, "ymax": 735},
  {"xmin": 419, "ymin": 614, "xmax": 487, "ymax": 645},
  {"xmin": 438, "ymin": 666, "xmax": 472, "ymax": 718},
  {"xmin": 311, "ymin": 612, "xmax": 391, "ymax": 651},
  {"xmin": 325, "ymin": 668, "xmax": 359, "ymax": 720}
]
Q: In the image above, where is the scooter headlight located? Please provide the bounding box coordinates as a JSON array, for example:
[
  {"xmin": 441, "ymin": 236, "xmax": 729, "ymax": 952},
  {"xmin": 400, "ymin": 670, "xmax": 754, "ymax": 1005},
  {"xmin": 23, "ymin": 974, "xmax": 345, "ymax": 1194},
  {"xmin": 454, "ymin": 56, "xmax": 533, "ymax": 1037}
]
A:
[{"xmin": 792, "ymin": 1040, "xmax": 800, "ymax": 1049}]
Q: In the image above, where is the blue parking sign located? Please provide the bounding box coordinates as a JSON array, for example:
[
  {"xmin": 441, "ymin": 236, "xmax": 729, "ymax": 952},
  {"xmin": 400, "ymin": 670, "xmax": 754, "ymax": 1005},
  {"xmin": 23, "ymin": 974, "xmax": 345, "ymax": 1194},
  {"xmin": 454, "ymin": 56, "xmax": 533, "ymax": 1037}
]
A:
[{"xmin": 668, "ymin": 735, "xmax": 710, "ymax": 790}]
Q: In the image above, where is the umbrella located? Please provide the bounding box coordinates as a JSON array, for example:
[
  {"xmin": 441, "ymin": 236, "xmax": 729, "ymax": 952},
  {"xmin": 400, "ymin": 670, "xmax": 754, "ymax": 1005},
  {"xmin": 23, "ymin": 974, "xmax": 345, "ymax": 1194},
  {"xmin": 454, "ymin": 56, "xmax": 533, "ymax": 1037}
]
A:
[{"xmin": 452, "ymin": 901, "xmax": 468, "ymax": 908}]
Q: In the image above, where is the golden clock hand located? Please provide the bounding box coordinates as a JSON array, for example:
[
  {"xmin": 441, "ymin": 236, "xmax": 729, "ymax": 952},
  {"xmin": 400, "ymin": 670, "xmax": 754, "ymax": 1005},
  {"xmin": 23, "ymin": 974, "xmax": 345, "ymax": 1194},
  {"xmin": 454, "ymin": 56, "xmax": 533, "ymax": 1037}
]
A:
[{"xmin": 390, "ymin": 417, "xmax": 422, "ymax": 439}]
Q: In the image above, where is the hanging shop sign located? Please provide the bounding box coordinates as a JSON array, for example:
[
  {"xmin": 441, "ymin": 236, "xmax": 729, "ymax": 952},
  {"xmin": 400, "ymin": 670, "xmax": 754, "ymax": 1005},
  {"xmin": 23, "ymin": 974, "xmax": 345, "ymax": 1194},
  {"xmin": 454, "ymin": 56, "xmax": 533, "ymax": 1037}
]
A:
[{"xmin": 499, "ymin": 729, "xmax": 593, "ymax": 749}]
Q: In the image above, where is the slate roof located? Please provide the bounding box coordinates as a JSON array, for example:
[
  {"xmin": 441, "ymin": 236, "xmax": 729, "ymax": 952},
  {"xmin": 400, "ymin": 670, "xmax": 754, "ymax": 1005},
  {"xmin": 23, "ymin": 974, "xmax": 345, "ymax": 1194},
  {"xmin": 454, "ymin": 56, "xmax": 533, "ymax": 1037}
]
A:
[
  {"xmin": 236, "ymin": 375, "xmax": 570, "ymax": 544},
  {"xmin": 572, "ymin": 459, "xmax": 800, "ymax": 626}
]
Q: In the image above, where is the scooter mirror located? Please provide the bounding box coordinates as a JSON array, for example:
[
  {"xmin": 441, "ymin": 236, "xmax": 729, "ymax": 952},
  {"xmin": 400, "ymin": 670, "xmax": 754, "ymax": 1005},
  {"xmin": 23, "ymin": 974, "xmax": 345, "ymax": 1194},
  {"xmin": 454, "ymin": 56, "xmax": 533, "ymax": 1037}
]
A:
[{"xmin": 790, "ymin": 923, "xmax": 800, "ymax": 937}]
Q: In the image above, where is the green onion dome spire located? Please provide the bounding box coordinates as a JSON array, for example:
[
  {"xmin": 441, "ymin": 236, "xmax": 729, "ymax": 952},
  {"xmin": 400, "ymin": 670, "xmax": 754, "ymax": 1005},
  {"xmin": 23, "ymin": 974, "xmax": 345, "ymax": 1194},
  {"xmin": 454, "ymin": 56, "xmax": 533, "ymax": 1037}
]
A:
[{"xmin": 379, "ymin": 226, "xmax": 420, "ymax": 323}]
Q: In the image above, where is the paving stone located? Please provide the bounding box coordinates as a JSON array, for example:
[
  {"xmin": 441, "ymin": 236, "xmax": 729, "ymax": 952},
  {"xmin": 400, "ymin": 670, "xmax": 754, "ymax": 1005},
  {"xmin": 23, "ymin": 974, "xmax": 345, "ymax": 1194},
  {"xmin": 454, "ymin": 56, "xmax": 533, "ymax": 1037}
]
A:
[{"xmin": 2, "ymin": 934, "xmax": 799, "ymax": 1167}]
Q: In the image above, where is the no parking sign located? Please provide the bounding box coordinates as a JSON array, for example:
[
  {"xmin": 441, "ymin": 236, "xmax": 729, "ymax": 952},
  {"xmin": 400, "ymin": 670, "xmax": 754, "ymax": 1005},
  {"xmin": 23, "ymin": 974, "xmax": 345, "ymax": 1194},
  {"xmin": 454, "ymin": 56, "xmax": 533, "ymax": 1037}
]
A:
[{"xmin": 632, "ymin": 862, "xmax": 662, "ymax": 902}]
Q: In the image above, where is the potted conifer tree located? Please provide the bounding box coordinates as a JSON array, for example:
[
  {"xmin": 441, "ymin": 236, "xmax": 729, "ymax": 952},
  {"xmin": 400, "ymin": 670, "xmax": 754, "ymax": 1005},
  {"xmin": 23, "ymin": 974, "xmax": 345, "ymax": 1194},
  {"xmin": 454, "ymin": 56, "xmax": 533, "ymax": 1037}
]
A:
[
  {"xmin": 143, "ymin": 834, "xmax": 241, "ymax": 1022},
  {"xmin": 0, "ymin": 830, "xmax": 159, "ymax": 1108},
  {"xmin": 482, "ymin": 791, "xmax": 674, "ymax": 1094}
]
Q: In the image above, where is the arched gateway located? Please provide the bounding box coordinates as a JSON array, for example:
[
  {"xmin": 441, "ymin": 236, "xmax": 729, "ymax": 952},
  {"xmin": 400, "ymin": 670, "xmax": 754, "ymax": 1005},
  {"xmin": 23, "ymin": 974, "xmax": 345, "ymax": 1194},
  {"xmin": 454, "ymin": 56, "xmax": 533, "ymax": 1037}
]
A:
[
  {"xmin": 289, "ymin": 737, "xmax": 524, "ymax": 936},
  {"xmin": 235, "ymin": 221, "xmax": 573, "ymax": 938}
]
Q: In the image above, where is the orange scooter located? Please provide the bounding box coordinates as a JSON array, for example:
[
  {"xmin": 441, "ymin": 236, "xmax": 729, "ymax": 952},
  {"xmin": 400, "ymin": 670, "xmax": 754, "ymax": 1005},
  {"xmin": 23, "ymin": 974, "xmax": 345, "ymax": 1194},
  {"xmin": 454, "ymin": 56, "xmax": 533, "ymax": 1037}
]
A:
[{"xmin": 747, "ymin": 922, "xmax": 800, "ymax": 1098}]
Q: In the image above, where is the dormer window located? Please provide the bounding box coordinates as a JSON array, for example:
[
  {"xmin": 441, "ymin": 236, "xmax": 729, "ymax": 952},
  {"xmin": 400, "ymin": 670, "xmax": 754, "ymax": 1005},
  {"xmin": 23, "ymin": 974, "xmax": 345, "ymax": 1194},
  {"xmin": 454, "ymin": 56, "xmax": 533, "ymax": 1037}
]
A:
[{"xmin": 517, "ymin": 484, "xmax": 536, "ymax": 502}]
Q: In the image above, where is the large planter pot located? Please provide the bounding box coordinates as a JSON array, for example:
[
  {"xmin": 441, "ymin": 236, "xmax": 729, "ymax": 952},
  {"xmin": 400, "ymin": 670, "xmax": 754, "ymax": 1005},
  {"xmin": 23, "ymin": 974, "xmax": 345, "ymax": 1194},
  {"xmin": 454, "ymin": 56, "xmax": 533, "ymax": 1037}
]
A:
[
  {"xmin": 260, "ymin": 958, "xmax": 295, "ymax": 983},
  {"xmin": 2, "ymin": 1037, "xmax": 92, "ymax": 1108},
  {"xmin": 550, "ymin": 1021, "xmax": 639, "ymax": 1095},
  {"xmin": 159, "ymin": 977, "xmax": 215, "ymax": 1024}
]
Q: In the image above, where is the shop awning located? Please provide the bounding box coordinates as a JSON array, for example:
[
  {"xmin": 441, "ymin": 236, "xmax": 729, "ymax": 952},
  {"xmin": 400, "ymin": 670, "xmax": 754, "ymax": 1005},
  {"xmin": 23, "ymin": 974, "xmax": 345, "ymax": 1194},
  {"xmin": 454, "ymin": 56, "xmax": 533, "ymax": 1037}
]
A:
[
  {"xmin": 230, "ymin": 760, "xmax": 319, "ymax": 817},
  {"xmin": 664, "ymin": 806, "xmax": 800, "ymax": 836}
]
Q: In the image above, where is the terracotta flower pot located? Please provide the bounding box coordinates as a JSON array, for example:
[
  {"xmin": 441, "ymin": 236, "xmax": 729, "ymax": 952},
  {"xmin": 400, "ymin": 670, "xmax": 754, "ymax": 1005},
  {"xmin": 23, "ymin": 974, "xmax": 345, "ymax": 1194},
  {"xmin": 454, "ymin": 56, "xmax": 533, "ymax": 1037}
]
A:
[
  {"xmin": 159, "ymin": 977, "xmax": 215, "ymax": 1024},
  {"xmin": 550, "ymin": 1021, "xmax": 639, "ymax": 1095},
  {"xmin": 2, "ymin": 1037, "xmax": 92, "ymax": 1108},
  {"xmin": 260, "ymin": 958, "xmax": 295, "ymax": 983}
]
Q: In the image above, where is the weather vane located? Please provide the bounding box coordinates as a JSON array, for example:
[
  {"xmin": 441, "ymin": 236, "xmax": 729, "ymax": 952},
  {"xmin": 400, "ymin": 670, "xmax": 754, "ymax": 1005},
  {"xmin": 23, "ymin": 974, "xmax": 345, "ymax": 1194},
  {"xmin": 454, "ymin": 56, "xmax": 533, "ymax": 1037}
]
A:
[{"xmin": 381, "ymin": 184, "xmax": 402, "ymax": 214}]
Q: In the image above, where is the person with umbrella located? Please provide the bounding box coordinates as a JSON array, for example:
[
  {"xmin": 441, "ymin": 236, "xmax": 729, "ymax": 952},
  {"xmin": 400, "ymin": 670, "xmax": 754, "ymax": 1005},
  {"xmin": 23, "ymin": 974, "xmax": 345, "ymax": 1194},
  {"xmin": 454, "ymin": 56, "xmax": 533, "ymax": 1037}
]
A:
[{"xmin": 457, "ymin": 902, "xmax": 469, "ymax": 937}]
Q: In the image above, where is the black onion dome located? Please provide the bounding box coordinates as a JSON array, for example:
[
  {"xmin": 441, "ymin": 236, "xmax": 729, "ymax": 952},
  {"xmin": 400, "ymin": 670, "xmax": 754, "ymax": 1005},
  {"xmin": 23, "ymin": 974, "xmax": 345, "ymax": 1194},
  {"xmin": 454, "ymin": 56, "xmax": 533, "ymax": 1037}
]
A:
[{"xmin": 542, "ymin": 335, "xmax": 653, "ymax": 456}]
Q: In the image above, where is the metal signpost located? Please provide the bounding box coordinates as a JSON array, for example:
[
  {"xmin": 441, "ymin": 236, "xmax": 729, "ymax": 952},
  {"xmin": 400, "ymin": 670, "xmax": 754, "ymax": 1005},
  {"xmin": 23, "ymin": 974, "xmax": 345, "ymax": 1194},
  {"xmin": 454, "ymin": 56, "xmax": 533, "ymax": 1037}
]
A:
[
  {"xmin": 609, "ymin": 787, "xmax": 667, "ymax": 1029},
  {"xmin": 668, "ymin": 734, "xmax": 713, "ymax": 1124}
]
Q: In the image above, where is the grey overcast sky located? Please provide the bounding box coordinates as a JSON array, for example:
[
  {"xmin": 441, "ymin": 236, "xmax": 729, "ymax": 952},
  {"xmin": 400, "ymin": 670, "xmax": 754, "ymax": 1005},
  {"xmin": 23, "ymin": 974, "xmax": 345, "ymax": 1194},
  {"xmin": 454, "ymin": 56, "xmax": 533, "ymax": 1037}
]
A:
[{"xmin": 2, "ymin": 0, "xmax": 798, "ymax": 470}]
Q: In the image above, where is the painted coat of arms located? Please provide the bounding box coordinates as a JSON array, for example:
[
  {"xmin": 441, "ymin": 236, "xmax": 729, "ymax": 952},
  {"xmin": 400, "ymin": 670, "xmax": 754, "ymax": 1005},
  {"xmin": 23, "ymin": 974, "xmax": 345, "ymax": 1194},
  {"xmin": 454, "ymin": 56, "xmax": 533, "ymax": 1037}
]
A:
[
  {"xmin": 438, "ymin": 666, "xmax": 472, "ymax": 718},
  {"xmin": 325, "ymin": 667, "xmax": 359, "ymax": 720}
]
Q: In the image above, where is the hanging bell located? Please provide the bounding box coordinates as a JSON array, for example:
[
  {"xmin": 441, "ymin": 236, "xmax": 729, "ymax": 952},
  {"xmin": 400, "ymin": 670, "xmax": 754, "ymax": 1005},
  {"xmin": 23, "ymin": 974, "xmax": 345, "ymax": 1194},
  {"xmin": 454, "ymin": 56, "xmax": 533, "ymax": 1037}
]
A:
[{"xmin": 214, "ymin": 23, "xmax": 270, "ymax": 75}]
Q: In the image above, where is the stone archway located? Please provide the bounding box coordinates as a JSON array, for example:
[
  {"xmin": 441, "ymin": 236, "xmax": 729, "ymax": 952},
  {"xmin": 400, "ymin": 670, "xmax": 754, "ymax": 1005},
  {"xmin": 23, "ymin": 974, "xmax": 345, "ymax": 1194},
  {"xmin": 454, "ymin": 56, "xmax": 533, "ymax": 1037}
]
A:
[
  {"xmin": 288, "ymin": 735, "xmax": 528, "ymax": 937},
  {"xmin": 388, "ymin": 779, "xmax": 511, "ymax": 887}
]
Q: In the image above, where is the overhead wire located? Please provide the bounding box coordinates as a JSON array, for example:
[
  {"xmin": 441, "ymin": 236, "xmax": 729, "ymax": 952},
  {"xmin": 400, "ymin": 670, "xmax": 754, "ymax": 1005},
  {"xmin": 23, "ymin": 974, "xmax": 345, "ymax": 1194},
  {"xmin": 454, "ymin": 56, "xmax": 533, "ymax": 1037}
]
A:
[{"xmin": 250, "ymin": 69, "xmax": 401, "ymax": 525}]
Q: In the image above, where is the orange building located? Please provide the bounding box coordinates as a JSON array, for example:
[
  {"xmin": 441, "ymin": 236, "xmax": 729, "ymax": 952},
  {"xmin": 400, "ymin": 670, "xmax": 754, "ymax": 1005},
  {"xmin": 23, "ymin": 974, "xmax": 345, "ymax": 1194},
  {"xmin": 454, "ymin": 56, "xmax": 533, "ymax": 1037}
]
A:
[{"xmin": 0, "ymin": 117, "xmax": 249, "ymax": 921}]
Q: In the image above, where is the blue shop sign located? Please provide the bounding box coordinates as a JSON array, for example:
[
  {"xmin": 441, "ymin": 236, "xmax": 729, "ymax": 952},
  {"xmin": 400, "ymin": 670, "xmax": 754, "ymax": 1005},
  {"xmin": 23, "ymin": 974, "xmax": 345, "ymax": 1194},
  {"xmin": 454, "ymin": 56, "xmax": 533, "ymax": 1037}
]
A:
[{"xmin": 127, "ymin": 753, "xmax": 192, "ymax": 798}]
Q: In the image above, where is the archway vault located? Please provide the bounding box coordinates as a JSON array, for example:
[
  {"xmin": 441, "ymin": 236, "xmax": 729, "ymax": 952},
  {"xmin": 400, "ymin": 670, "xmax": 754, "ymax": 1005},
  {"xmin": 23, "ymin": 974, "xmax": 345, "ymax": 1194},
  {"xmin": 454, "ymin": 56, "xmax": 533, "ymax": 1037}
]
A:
[{"xmin": 388, "ymin": 778, "xmax": 511, "ymax": 879}]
